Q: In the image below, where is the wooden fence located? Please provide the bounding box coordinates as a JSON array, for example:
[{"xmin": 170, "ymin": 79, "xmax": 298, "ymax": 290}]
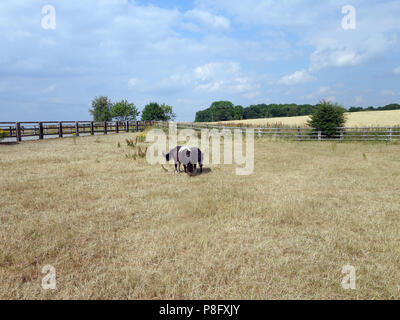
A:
[
  {"xmin": 0, "ymin": 121, "xmax": 155, "ymax": 142},
  {"xmin": 157, "ymin": 122, "xmax": 400, "ymax": 142},
  {"xmin": 1, "ymin": 120, "xmax": 399, "ymax": 142}
]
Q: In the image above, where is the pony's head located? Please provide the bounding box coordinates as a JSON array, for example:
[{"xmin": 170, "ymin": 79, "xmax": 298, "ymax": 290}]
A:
[
  {"xmin": 162, "ymin": 151, "xmax": 170, "ymax": 161},
  {"xmin": 186, "ymin": 162, "xmax": 195, "ymax": 176}
]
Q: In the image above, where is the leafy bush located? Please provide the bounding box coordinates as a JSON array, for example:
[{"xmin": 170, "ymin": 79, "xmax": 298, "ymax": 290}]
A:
[
  {"xmin": 141, "ymin": 102, "xmax": 175, "ymax": 121},
  {"xmin": 89, "ymin": 96, "xmax": 113, "ymax": 121},
  {"xmin": 111, "ymin": 100, "xmax": 139, "ymax": 121},
  {"xmin": 307, "ymin": 100, "xmax": 347, "ymax": 138}
]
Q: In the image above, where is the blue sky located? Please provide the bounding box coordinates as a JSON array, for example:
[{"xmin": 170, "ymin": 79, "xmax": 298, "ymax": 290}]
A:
[{"xmin": 0, "ymin": 0, "xmax": 399, "ymax": 121}]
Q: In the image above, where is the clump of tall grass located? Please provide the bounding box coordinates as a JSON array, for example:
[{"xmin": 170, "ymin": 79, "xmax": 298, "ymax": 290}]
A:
[
  {"xmin": 125, "ymin": 134, "xmax": 147, "ymax": 161},
  {"xmin": 125, "ymin": 146, "xmax": 147, "ymax": 161},
  {"xmin": 126, "ymin": 137, "xmax": 138, "ymax": 147}
]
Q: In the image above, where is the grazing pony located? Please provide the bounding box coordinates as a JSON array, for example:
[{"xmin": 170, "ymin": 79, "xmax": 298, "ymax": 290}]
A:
[
  {"xmin": 178, "ymin": 147, "xmax": 203, "ymax": 176},
  {"xmin": 163, "ymin": 146, "xmax": 182, "ymax": 173}
]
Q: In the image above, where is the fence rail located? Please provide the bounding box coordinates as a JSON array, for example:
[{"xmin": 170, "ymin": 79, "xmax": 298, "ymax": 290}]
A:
[
  {"xmin": 155, "ymin": 122, "xmax": 400, "ymax": 142},
  {"xmin": 0, "ymin": 121, "xmax": 153, "ymax": 142},
  {"xmin": 1, "ymin": 120, "xmax": 399, "ymax": 142}
]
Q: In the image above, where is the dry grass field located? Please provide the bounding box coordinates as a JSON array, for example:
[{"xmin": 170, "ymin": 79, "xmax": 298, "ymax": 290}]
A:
[
  {"xmin": 1, "ymin": 132, "xmax": 400, "ymax": 299},
  {"xmin": 217, "ymin": 109, "xmax": 400, "ymax": 127}
]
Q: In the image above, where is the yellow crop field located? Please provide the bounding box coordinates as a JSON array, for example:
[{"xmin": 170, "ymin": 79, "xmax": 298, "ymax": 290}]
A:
[{"xmin": 216, "ymin": 110, "xmax": 400, "ymax": 128}]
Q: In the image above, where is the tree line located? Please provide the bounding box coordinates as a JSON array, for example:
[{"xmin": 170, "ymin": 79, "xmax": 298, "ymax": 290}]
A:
[
  {"xmin": 194, "ymin": 101, "xmax": 317, "ymax": 122},
  {"xmin": 89, "ymin": 96, "xmax": 176, "ymax": 122},
  {"xmin": 348, "ymin": 104, "xmax": 400, "ymax": 112},
  {"xmin": 195, "ymin": 101, "xmax": 400, "ymax": 122}
]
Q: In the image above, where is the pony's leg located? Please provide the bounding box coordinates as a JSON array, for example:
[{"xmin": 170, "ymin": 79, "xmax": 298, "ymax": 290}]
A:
[
  {"xmin": 184, "ymin": 165, "xmax": 187, "ymax": 173},
  {"xmin": 194, "ymin": 164, "xmax": 197, "ymax": 174},
  {"xmin": 174, "ymin": 163, "xmax": 178, "ymax": 173},
  {"xmin": 200, "ymin": 164, "xmax": 203, "ymax": 173}
]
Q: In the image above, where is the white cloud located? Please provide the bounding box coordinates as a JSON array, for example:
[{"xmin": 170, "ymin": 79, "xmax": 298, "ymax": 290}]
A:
[
  {"xmin": 309, "ymin": 33, "xmax": 398, "ymax": 71},
  {"xmin": 2, "ymin": 1, "xmax": 400, "ymax": 121},
  {"xmin": 381, "ymin": 90, "xmax": 395, "ymax": 96},
  {"xmin": 192, "ymin": 61, "xmax": 259, "ymax": 96},
  {"xmin": 128, "ymin": 78, "xmax": 139, "ymax": 87},
  {"xmin": 184, "ymin": 9, "xmax": 230, "ymax": 30},
  {"xmin": 194, "ymin": 62, "xmax": 239, "ymax": 81},
  {"xmin": 196, "ymin": 0, "xmax": 329, "ymax": 27},
  {"xmin": 199, "ymin": 1, "xmax": 400, "ymax": 71},
  {"xmin": 279, "ymin": 69, "xmax": 315, "ymax": 85},
  {"xmin": 42, "ymin": 83, "xmax": 56, "ymax": 93},
  {"xmin": 393, "ymin": 67, "xmax": 400, "ymax": 75}
]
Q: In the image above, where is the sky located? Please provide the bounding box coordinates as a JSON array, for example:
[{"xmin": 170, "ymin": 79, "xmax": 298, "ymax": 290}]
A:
[{"xmin": 0, "ymin": 0, "xmax": 399, "ymax": 121}]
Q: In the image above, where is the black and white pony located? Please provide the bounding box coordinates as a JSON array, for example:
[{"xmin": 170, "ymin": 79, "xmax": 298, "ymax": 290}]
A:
[
  {"xmin": 164, "ymin": 146, "xmax": 203, "ymax": 175},
  {"xmin": 163, "ymin": 145, "xmax": 182, "ymax": 173},
  {"xmin": 178, "ymin": 147, "xmax": 203, "ymax": 176}
]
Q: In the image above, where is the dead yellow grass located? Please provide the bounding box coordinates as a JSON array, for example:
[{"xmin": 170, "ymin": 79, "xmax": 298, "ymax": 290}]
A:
[
  {"xmin": 1, "ymin": 133, "xmax": 400, "ymax": 299},
  {"xmin": 218, "ymin": 110, "xmax": 400, "ymax": 127}
]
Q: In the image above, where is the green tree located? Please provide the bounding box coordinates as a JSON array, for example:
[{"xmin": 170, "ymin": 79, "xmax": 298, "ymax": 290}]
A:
[
  {"xmin": 89, "ymin": 96, "xmax": 112, "ymax": 121},
  {"xmin": 141, "ymin": 102, "xmax": 176, "ymax": 121},
  {"xmin": 209, "ymin": 101, "xmax": 234, "ymax": 121},
  {"xmin": 233, "ymin": 105, "xmax": 244, "ymax": 120},
  {"xmin": 160, "ymin": 103, "xmax": 176, "ymax": 121},
  {"xmin": 307, "ymin": 100, "xmax": 347, "ymax": 138},
  {"xmin": 111, "ymin": 100, "xmax": 139, "ymax": 121}
]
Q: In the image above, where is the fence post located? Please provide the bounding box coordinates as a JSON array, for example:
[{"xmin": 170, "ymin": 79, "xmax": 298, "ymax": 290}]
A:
[
  {"xmin": 104, "ymin": 122, "xmax": 107, "ymax": 134},
  {"xmin": 277, "ymin": 128, "xmax": 281, "ymax": 138},
  {"xmin": 258, "ymin": 128, "xmax": 261, "ymax": 138},
  {"xmin": 297, "ymin": 127, "xmax": 301, "ymax": 141},
  {"xmin": 115, "ymin": 121, "xmax": 119, "ymax": 134},
  {"xmin": 38, "ymin": 122, "xmax": 44, "ymax": 140},
  {"xmin": 125, "ymin": 121, "xmax": 129, "ymax": 132},
  {"xmin": 363, "ymin": 128, "xmax": 366, "ymax": 140},
  {"xmin": 90, "ymin": 121, "xmax": 94, "ymax": 135},
  {"xmin": 388, "ymin": 127, "xmax": 392, "ymax": 141},
  {"xmin": 340, "ymin": 128, "xmax": 344, "ymax": 141},
  {"xmin": 15, "ymin": 122, "xmax": 21, "ymax": 142},
  {"xmin": 318, "ymin": 130, "xmax": 322, "ymax": 141},
  {"xmin": 58, "ymin": 122, "xmax": 63, "ymax": 138},
  {"xmin": 75, "ymin": 122, "xmax": 80, "ymax": 136},
  {"xmin": 136, "ymin": 121, "xmax": 139, "ymax": 132}
]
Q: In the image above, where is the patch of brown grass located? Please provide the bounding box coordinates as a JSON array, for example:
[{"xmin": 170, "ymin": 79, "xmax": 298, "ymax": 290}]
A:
[{"xmin": 0, "ymin": 134, "xmax": 400, "ymax": 299}]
